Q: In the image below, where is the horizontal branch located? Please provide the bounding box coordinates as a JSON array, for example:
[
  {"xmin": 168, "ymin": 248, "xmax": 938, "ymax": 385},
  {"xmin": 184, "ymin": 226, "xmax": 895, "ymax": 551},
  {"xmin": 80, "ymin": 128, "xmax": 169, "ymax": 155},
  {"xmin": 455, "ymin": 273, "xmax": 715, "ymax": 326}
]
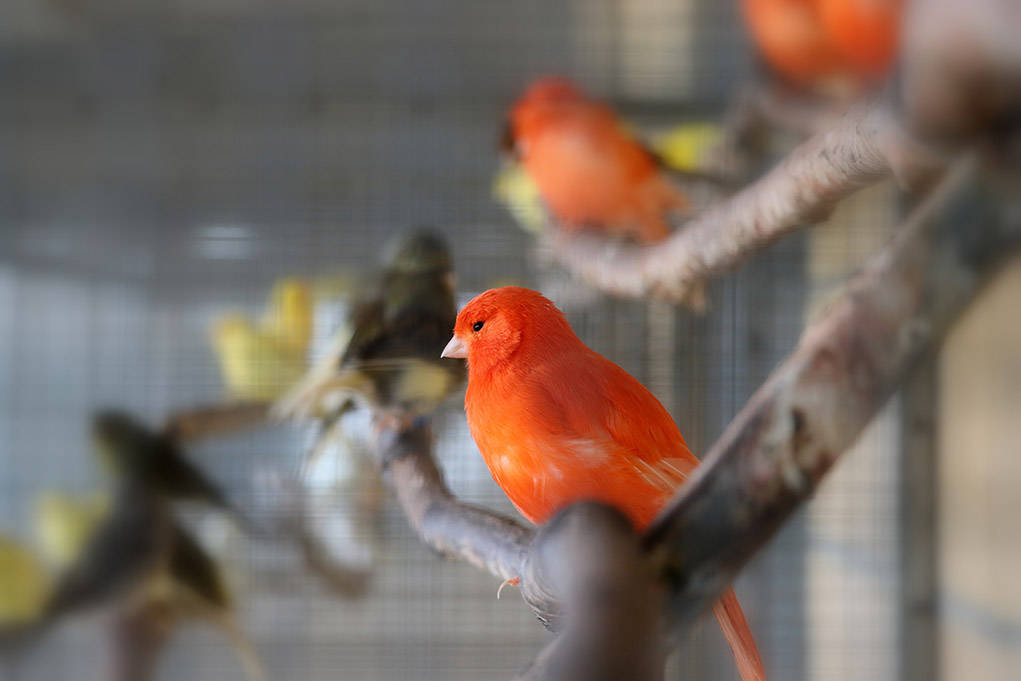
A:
[
  {"xmin": 550, "ymin": 102, "xmax": 941, "ymax": 306},
  {"xmin": 644, "ymin": 155, "xmax": 1021, "ymax": 628},
  {"xmin": 163, "ymin": 401, "xmax": 271, "ymax": 442}
]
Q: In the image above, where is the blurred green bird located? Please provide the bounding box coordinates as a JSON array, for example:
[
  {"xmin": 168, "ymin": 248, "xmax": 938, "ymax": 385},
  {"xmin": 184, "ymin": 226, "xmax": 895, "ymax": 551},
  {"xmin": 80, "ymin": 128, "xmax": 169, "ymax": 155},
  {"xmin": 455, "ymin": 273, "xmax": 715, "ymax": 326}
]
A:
[
  {"xmin": 0, "ymin": 480, "xmax": 169, "ymax": 655},
  {"xmin": 91, "ymin": 411, "xmax": 259, "ymax": 533},
  {"xmin": 274, "ymin": 229, "xmax": 466, "ymax": 457},
  {"xmin": 3, "ymin": 418, "xmax": 266, "ymax": 680}
]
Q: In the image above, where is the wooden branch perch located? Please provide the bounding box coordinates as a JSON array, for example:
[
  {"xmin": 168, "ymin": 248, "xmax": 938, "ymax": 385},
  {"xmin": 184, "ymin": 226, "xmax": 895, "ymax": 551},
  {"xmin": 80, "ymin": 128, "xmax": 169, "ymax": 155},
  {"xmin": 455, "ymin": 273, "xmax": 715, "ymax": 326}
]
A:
[
  {"xmin": 371, "ymin": 423, "xmax": 561, "ymax": 623},
  {"xmin": 513, "ymin": 504, "xmax": 664, "ymax": 681},
  {"xmin": 549, "ymin": 101, "xmax": 942, "ymax": 306},
  {"xmin": 370, "ymin": 151, "xmax": 1019, "ymax": 679},
  {"xmin": 644, "ymin": 155, "xmax": 1021, "ymax": 628},
  {"xmin": 163, "ymin": 401, "xmax": 271, "ymax": 442},
  {"xmin": 109, "ymin": 602, "xmax": 172, "ymax": 681}
]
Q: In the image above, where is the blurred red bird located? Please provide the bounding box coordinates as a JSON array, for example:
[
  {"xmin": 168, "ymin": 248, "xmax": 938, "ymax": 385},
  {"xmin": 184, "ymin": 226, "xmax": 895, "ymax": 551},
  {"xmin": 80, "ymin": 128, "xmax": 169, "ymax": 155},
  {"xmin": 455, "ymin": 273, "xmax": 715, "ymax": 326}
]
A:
[
  {"xmin": 503, "ymin": 77, "xmax": 688, "ymax": 244},
  {"xmin": 442, "ymin": 287, "xmax": 766, "ymax": 681},
  {"xmin": 819, "ymin": 0, "xmax": 901, "ymax": 78},
  {"xmin": 742, "ymin": 0, "xmax": 901, "ymax": 87}
]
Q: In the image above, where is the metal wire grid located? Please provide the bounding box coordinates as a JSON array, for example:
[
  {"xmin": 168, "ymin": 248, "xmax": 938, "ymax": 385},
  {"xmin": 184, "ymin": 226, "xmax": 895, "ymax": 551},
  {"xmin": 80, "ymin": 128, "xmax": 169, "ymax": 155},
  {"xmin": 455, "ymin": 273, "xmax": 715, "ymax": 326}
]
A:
[{"xmin": 0, "ymin": 2, "xmax": 907, "ymax": 680}]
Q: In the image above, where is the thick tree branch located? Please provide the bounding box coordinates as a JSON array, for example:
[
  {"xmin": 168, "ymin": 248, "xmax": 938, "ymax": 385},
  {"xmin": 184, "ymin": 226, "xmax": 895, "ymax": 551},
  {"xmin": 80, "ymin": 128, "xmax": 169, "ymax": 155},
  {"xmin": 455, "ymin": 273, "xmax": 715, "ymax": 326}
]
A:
[
  {"xmin": 550, "ymin": 102, "xmax": 942, "ymax": 306},
  {"xmin": 644, "ymin": 155, "xmax": 1021, "ymax": 629},
  {"xmin": 513, "ymin": 504, "xmax": 664, "ymax": 681}
]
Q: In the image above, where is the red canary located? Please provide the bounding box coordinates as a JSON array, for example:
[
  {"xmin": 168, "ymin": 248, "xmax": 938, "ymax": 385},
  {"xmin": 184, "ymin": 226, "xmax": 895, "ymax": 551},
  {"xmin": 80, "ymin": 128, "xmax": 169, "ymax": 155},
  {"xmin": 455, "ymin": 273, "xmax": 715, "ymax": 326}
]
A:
[
  {"xmin": 742, "ymin": 0, "xmax": 901, "ymax": 87},
  {"xmin": 741, "ymin": 0, "xmax": 846, "ymax": 86},
  {"xmin": 442, "ymin": 287, "xmax": 766, "ymax": 681},
  {"xmin": 818, "ymin": 0, "xmax": 901, "ymax": 78},
  {"xmin": 503, "ymin": 77, "xmax": 688, "ymax": 244}
]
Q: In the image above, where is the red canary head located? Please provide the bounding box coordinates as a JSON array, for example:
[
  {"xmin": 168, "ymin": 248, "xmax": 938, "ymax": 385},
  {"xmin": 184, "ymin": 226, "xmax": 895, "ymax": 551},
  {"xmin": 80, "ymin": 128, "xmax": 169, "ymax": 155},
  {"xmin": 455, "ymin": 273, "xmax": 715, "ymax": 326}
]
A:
[
  {"xmin": 503, "ymin": 76, "xmax": 587, "ymax": 155},
  {"xmin": 517, "ymin": 76, "xmax": 585, "ymax": 107},
  {"xmin": 441, "ymin": 287, "xmax": 573, "ymax": 374}
]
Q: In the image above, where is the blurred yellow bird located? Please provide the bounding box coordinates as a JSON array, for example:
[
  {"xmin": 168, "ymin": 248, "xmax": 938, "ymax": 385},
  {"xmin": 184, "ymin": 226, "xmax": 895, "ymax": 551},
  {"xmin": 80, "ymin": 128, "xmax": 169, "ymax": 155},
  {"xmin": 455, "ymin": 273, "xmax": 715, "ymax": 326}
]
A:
[
  {"xmin": 0, "ymin": 536, "xmax": 49, "ymax": 625},
  {"xmin": 34, "ymin": 491, "xmax": 110, "ymax": 571},
  {"xmin": 651, "ymin": 121, "xmax": 723, "ymax": 172},
  {"xmin": 212, "ymin": 277, "xmax": 314, "ymax": 402}
]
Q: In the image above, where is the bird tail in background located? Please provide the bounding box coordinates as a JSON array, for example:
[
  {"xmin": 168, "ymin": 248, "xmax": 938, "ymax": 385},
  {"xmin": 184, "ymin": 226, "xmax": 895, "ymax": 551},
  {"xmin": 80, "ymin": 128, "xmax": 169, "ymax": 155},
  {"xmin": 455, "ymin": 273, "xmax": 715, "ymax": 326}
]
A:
[
  {"xmin": 712, "ymin": 587, "xmax": 767, "ymax": 681},
  {"xmin": 211, "ymin": 611, "xmax": 268, "ymax": 681}
]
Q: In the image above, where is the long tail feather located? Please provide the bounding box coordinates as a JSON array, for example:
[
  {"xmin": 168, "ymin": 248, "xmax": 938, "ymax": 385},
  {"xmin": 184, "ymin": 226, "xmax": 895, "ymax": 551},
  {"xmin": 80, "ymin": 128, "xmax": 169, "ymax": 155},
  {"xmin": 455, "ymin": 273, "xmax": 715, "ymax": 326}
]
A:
[
  {"xmin": 214, "ymin": 612, "xmax": 268, "ymax": 681},
  {"xmin": 712, "ymin": 587, "xmax": 766, "ymax": 681}
]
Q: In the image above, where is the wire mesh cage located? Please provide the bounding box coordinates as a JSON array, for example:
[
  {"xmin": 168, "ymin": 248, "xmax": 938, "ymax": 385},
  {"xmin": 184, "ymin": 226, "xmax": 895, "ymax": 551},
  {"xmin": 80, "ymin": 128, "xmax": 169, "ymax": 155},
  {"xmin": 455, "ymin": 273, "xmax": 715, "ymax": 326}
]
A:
[{"xmin": 1, "ymin": 1, "xmax": 1019, "ymax": 681}]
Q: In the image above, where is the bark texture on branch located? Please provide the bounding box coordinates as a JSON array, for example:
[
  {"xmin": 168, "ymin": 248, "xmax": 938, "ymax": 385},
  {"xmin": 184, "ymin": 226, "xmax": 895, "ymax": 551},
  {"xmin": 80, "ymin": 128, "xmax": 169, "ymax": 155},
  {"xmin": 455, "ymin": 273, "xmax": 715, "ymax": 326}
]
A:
[
  {"xmin": 550, "ymin": 103, "xmax": 940, "ymax": 306},
  {"xmin": 644, "ymin": 156, "xmax": 1021, "ymax": 628},
  {"xmin": 513, "ymin": 504, "xmax": 664, "ymax": 681}
]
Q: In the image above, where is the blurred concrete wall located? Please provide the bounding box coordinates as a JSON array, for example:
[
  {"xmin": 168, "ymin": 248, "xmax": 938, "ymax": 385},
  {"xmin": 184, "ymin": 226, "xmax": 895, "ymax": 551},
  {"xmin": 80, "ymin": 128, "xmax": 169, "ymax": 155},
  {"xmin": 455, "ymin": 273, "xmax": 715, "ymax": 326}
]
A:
[{"xmin": 939, "ymin": 257, "xmax": 1021, "ymax": 681}]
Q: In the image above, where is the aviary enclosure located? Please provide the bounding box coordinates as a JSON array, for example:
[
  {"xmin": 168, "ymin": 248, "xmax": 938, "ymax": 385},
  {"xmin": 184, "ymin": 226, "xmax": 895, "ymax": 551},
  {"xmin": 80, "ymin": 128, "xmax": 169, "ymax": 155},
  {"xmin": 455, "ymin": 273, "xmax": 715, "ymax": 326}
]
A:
[{"xmin": 0, "ymin": 1, "xmax": 1018, "ymax": 680}]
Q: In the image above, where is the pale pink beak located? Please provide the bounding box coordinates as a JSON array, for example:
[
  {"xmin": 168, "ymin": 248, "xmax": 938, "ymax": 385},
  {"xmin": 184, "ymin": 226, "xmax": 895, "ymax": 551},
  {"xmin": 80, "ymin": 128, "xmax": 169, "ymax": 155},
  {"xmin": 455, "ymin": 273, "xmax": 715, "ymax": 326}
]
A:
[{"xmin": 441, "ymin": 335, "xmax": 467, "ymax": 359}]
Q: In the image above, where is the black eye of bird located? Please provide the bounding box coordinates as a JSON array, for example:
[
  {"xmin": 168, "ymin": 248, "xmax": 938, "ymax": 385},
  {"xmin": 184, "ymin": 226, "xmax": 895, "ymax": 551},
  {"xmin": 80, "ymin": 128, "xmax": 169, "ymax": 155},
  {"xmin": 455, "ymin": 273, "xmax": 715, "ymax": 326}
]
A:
[{"xmin": 472, "ymin": 321, "xmax": 485, "ymax": 332}]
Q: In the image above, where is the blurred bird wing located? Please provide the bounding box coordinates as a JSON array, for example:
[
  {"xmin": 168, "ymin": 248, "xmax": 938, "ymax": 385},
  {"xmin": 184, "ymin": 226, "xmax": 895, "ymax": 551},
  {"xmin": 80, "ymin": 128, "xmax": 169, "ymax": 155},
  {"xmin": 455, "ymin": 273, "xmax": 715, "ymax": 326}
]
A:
[
  {"xmin": 43, "ymin": 486, "xmax": 167, "ymax": 619},
  {"xmin": 272, "ymin": 324, "xmax": 356, "ymax": 421},
  {"xmin": 546, "ymin": 352, "xmax": 697, "ymax": 469},
  {"xmin": 338, "ymin": 294, "xmax": 386, "ymax": 366},
  {"xmin": 167, "ymin": 523, "xmax": 230, "ymax": 609},
  {"xmin": 162, "ymin": 523, "xmax": 266, "ymax": 681}
]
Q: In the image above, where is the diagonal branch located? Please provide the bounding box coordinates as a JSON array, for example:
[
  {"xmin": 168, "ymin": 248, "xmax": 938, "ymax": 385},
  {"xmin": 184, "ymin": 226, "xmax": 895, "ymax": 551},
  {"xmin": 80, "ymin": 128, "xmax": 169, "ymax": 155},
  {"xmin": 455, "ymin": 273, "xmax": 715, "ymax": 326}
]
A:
[
  {"xmin": 375, "ymin": 152, "xmax": 1019, "ymax": 638},
  {"xmin": 371, "ymin": 423, "xmax": 561, "ymax": 623},
  {"xmin": 549, "ymin": 102, "xmax": 944, "ymax": 306},
  {"xmin": 644, "ymin": 155, "xmax": 1021, "ymax": 628}
]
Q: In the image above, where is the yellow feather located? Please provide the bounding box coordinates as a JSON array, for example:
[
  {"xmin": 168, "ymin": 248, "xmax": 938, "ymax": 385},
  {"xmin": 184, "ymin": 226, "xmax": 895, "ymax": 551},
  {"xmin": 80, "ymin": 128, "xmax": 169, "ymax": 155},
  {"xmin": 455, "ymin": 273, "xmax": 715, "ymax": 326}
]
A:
[
  {"xmin": 211, "ymin": 277, "xmax": 314, "ymax": 401},
  {"xmin": 650, "ymin": 122, "xmax": 723, "ymax": 172},
  {"xmin": 261, "ymin": 278, "xmax": 313, "ymax": 356},
  {"xmin": 0, "ymin": 536, "xmax": 50, "ymax": 623},
  {"xmin": 34, "ymin": 491, "xmax": 110, "ymax": 571},
  {"xmin": 492, "ymin": 162, "xmax": 547, "ymax": 234}
]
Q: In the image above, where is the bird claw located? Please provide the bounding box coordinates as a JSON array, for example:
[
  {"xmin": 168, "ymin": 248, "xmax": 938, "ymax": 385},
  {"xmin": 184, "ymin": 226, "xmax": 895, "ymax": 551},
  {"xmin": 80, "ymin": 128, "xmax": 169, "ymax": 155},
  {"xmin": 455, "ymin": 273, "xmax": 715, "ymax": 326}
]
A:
[{"xmin": 496, "ymin": 576, "xmax": 520, "ymax": 599}]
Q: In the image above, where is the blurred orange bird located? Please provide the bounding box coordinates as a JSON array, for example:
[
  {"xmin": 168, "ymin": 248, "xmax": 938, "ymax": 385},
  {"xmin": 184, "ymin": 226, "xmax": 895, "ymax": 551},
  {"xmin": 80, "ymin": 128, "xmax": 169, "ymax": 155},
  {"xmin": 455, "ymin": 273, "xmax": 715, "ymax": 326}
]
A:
[
  {"xmin": 819, "ymin": 0, "xmax": 901, "ymax": 78},
  {"xmin": 742, "ymin": 0, "xmax": 901, "ymax": 87},
  {"xmin": 503, "ymin": 77, "xmax": 688, "ymax": 244},
  {"xmin": 442, "ymin": 287, "xmax": 766, "ymax": 681}
]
